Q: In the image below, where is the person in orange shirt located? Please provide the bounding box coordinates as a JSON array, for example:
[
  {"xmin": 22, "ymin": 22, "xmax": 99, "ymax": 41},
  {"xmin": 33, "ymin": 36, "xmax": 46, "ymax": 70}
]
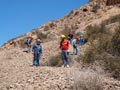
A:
[{"xmin": 60, "ymin": 34, "xmax": 70, "ymax": 67}]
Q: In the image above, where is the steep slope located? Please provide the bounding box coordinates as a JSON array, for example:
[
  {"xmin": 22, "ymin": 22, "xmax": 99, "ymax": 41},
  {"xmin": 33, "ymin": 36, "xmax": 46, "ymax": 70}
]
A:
[
  {"xmin": 2, "ymin": 1, "xmax": 120, "ymax": 48},
  {"xmin": 2, "ymin": 2, "xmax": 120, "ymax": 63},
  {"xmin": 1, "ymin": 1, "xmax": 120, "ymax": 90}
]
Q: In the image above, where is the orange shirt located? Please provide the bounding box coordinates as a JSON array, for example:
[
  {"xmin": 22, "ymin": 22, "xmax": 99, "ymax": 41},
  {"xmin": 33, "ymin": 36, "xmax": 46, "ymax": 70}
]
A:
[{"xmin": 60, "ymin": 39, "xmax": 69, "ymax": 50}]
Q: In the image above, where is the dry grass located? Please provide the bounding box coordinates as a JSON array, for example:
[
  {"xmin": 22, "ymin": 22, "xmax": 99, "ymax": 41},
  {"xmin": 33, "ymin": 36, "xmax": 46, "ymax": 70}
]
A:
[
  {"xmin": 79, "ymin": 23, "xmax": 120, "ymax": 79},
  {"xmin": 73, "ymin": 69, "xmax": 104, "ymax": 90},
  {"xmin": 48, "ymin": 54, "xmax": 62, "ymax": 67},
  {"xmin": 91, "ymin": 4, "xmax": 100, "ymax": 13}
]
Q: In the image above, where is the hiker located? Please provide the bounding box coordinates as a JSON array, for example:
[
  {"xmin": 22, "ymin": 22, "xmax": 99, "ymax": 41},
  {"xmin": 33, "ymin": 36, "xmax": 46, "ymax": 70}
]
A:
[
  {"xmin": 60, "ymin": 34, "xmax": 70, "ymax": 67},
  {"xmin": 68, "ymin": 32, "xmax": 74, "ymax": 45},
  {"xmin": 32, "ymin": 39, "xmax": 42, "ymax": 66},
  {"xmin": 73, "ymin": 37, "xmax": 78, "ymax": 55},
  {"xmin": 24, "ymin": 36, "xmax": 33, "ymax": 52},
  {"xmin": 79, "ymin": 34, "xmax": 84, "ymax": 45}
]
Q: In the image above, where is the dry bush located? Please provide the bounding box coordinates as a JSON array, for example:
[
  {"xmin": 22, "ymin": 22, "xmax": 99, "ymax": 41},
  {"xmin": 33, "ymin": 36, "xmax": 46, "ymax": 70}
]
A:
[
  {"xmin": 61, "ymin": 27, "xmax": 72, "ymax": 37},
  {"xmin": 73, "ymin": 69, "xmax": 104, "ymax": 90},
  {"xmin": 80, "ymin": 48, "xmax": 97, "ymax": 64},
  {"xmin": 18, "ymin": 39, "xmax": 27, "ymax": 48},
  {"xmin": 48, "ymin": 54, "xmax": 62, "ymax": 67},
  {"xmin": 91, "ymin": 4, "xmax": 100, "ymax": 13},
  {"xmin": 110, "ymin": 25, "xmax": 120, "ymax": 56},
  {"xmin": 79, "ymin": 23, "xmax": 120, "ymax": 79},
  {"xmin": 37, "ymin": 33, "xmax": 47, "ymax": 39},
  {"xmin": 102, "ymin": 14, "xmax": 120, "ymax": 25},
  {"xmin": 85, "ymin": 24, "xmax": 109, "ymax": 44}
]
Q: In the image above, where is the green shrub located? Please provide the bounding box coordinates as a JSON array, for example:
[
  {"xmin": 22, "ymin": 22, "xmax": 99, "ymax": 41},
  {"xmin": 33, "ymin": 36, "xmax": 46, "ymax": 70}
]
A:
[{"xmin": 48, "ymin": 54, "xmax": 62, "ymax": 67}]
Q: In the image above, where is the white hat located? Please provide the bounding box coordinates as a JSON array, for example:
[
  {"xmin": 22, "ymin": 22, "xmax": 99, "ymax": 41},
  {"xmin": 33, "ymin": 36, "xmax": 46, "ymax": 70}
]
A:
[{"xmin": 36, "ymin": 39, "xmax": 41, "ymax": 43}]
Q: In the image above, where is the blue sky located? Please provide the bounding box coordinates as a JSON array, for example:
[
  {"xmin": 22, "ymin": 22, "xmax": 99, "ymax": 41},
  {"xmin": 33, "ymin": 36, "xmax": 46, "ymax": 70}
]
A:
[{"xmin": 0, "ymin": 0, "xmax": 88, "ymax": 46}]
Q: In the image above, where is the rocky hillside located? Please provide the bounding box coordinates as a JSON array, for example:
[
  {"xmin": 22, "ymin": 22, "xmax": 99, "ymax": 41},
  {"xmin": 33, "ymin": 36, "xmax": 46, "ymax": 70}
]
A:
[
  {"xmin": 2, "ymin": 0, "xmax": 120, "ymax": 48},
  {"xmin": 1, "ymin": 0, "xmax": 120, "ymax": 90},
  {"xmin": 2, "ymin": 0, "xmax": 120, "ymax": 61}
]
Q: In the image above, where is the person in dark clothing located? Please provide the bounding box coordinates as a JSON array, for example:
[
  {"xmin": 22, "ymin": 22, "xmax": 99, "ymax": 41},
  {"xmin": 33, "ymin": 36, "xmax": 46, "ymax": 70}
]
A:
[
  {"xmin": 32, "ymin": 39, "xmax": 42, "ymax": 66},
  {"xmin": 25, "ymin": 37, "xmax": 33, "ymax": 52},
  {"xmin": 68, "ymin": 32, "xmax": 74, "ymax": 45}
]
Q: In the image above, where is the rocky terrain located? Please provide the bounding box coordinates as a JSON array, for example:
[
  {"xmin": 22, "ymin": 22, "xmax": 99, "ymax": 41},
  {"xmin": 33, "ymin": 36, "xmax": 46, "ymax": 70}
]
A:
[
  {"xmin": 0, "ymin": 48, "xmax": 120, "ymax": 90},
  {"xmin": 1, "ymin": 0, "xmax": 120, "ymax": 90}
]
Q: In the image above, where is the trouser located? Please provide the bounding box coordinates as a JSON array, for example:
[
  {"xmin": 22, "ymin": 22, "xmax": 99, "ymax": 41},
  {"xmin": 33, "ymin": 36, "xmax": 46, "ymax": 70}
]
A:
[
  {"xmin": 73, "ymin": 47, "xmax": 78, "ymax": 55},
  {"xmin": 33, "ymin": 53, "xmax": 40, "ymax": 66},
  {"xmin": 61, "ymin": 50, "xmax": 69, "ymax": 66}
]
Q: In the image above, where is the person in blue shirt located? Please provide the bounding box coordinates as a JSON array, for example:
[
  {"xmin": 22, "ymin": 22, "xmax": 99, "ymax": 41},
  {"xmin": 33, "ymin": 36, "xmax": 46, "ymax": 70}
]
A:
[
  {"xmin": 79, "ymin": 34, "xmax": 84, "ymax": 45},
  {"xmin": 32, "ymin": 39, "xmax": 42, "ymax": 66}
]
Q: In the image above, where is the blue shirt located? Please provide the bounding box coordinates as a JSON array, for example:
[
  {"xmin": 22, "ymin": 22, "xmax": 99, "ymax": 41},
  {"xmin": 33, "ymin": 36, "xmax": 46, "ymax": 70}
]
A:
[{"xmin": 32, "ymin": 44, "xmax": 42, "ymax": 54}]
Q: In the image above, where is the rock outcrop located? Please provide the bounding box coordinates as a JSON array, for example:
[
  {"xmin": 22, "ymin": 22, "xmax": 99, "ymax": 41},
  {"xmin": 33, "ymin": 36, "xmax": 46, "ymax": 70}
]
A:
[{"xmin": 89, "ymin": 0, "xmax": 120, "ymax": 5}]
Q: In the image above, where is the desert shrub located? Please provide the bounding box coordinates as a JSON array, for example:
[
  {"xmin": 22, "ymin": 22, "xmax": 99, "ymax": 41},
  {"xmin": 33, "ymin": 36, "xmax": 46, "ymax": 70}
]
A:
[
  {"xmin": 85, "ymin": 24, "xmax": 109, "ymax": 44},
  {"xmin": 80, "ymin": 23, "xmax": 120, "ymax": 79},
  {"xmin": 91, "ymin": 4, "xmax": 100, "ymax": 13},
  {"xmin": 103, "ymin": 55, "xmax": 120, "ymax": 79},
  {"xmin": 102, "ymin": 14, "xmax": 120, "ymax": 25},
  {"xmin": 37, "ymin": 33, "xmax": 47, "ymax": 39},
  {"xmin": 37, "ymin": 32, "xmax": 47, "ymax": 41},
  {"xmin": 110, "ymin": 25, "xmax": 120, "ymax": 56},
  {"xmin": 73, "ymin": 70, "xmax": 104, "ymax": 90},
  {"xmin": 18, "ymin": 39, "xmax": 26, "ymax": 48},
  {"xmin": 61, "ymin": 27, "xmax": 71, "ymax": 36},
  {"xmin": 61, "ymin": 27, "xmax": 75, "ymax": 37},
  {"xmin": 80, "ymin": 48, "xmax": 97, "ymax": 64},
  {"xmin": 48, "ymin": 54, "xmax": 62, "ymax": 67}
]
